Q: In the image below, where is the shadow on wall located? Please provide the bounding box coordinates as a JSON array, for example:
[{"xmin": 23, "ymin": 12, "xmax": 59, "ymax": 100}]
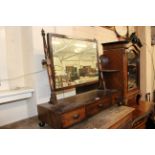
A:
[{"xmin": 34, "ymin": 53, "xmax": 51, "ymax": 103}]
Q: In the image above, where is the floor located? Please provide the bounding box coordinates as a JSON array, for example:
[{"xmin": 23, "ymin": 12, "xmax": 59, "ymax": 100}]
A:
[{"xmin": 0, "ymin": 116, "xmax": 50, "ymax": 129}]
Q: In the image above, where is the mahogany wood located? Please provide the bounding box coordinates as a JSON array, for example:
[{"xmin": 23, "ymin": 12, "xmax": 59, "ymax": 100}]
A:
[
  {"xmin": 86, "ymin": 97, "xmax": 111, "ymax": 117},
  {"xmin": 132, "ymin": 101, "xmax": 154, "ymax": 129},
  {"xmin": 37, "ymin": 89, "xmax": 119, "ymax": 128},
  {"xmin": 101, "ymin": 41, "xmax": 141, "ymax": 105},
  {"xmin": 41, "ymin": 29, "xmax": 57, "ymax": 104},
  {"xmin": 61, "ymin": 107, "xmax": 85, "ymax": 128},
  {"xmin": 109, "ymin": 113, "xmax": 132, "ymax": 129}
]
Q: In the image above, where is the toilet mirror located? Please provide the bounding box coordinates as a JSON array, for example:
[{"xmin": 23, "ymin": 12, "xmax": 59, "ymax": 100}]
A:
[{"xmin": 47, "ymin": 33, "xmax": 99, "ymax": 90}]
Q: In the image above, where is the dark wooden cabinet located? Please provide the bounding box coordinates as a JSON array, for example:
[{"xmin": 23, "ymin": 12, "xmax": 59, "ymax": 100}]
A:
[
  {"xmin": 101, "ymin": 41, "xmax": 141, "ymax": 106},
  {"xmin": 37, "ymin": 30, "xmax": 154, "ymax": 129},
  {"xmin": 37, "ymin": 89, "xmax": 118, "ymax": 128},
  {"xmin": 38, "ymin": 30, "xmax": 127, "ymax": 129}
]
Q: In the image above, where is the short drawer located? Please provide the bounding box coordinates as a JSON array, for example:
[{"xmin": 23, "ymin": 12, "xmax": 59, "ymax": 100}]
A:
[
  {"xmin": 86, "ymin": 98, "xmax": 111, "ymax": 117},
  {"xmin": 61, "ymin": 107, "xmax": 85, "ymax": 128},
  {"xmin": 132, "ymin": 118, "xmax": 147, "ymax": 129}
]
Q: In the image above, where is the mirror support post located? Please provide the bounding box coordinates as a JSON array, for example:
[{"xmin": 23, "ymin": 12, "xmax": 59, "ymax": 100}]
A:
[{"xmin": 41, "ymin": 29, "xmax": 57, "ymax": 104}]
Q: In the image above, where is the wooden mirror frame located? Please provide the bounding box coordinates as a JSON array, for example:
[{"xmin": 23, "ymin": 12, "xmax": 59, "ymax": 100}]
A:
[{"xmin": 41, "ymin": 29, "xmax": 100, "ymax": 103}]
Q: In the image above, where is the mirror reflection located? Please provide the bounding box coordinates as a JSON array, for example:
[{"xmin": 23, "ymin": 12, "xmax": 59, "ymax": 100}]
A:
[
  {"xmin": 50, "ymin": 36, "xmax": 99, "ymax": 89},
  {"xmin": 127, "ymin": 50, "xmax": 139, "ymax": 90}
]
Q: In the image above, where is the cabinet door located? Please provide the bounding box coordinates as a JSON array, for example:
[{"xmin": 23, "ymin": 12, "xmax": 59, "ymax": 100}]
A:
[{"xmin": 127, "ymin": 49, "xmax": 139, "ymax": 91}]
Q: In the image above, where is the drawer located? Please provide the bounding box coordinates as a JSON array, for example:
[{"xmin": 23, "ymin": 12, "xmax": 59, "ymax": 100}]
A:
[
  {"xmin": 61, "ymin": 107, "xmax": 85, "ymax": 128},
  {"xmin": 132, "ymin": 118, "xmax": 147, "ymax": 129},
  {"xmin": 86, "ymin": 97, "xmax": 111, "ymax": 117}
]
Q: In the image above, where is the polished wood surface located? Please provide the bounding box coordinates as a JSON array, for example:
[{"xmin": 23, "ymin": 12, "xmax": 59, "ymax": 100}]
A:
[
  {"xmin": 41, "ymin": 29, "xmax": 57, "ymax": 104},
  {"xmin": 62, "ymin": 107, "xmax": 85, "ymax": 128},
  {"xmin": 2, "ymin": 102, "xmax": 153, "ymax": 129},
  {"xmin": 86, "ymin": 97, "xmax": 111, "ymax": 117},
  {"xmin": 38, "ymin": 37, "xmax": 153, "ymax": 129},
  {"xmin": 71, "ymin": 101, "xmax": 154, "ymax": 129},
  {"xmin": 37, "ymin": 89, "xmax": 119, "ymax": 128},
  {"xmin": 110, "ymin": 113, "xmax": 132, "ymax": 129},
  {"xmin": 132, "ymin": 117, "xmax": 147, "ymax": 129},
  {"xmin": 71, "ymin": 105, "xmax": 134, "ymax": 129},
  {"xmin": 102, "ymin": 41, "xmax": 140, "ymax": 51},
  {"xmin": 102, "ymin": 41, "xmax": 141, "ymax": 105}
]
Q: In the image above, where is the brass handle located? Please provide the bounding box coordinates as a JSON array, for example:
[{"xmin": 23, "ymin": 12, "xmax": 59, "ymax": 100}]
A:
[
  {"xmin": 73, "ymin": 114, "xmax": 80, "ymax": 119},
  {"xmin": 98, "ymin": 103, "xmax": 103, "ymax": 108}
]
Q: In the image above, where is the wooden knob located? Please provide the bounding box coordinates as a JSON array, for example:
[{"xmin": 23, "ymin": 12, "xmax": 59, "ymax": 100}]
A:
[
  {"xmin": 98, "ymin": 103, "xmax": 103, "ymax": 108},
  {"xmin": 73, "ymin": 114, "xmax": 80, "ymax": 119}
]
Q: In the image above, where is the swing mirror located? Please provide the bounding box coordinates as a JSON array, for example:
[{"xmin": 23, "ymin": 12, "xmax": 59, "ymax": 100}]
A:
[{"xmin": 47, "ymin": 33, "xmax": 99, "ymax": 91}]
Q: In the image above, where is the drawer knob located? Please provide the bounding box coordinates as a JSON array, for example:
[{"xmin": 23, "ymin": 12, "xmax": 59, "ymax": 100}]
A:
[
  {"xmin": 73, "ymin": 114, "xmax": 80, "ymax": 119},
  {"xmin": 98, "ymin": 103, "xmax": 103, "ymax": 108}
]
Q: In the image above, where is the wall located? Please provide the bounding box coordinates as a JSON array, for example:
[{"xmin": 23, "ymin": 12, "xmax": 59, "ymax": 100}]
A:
[
  {"xmin": 135, "ymin": 26, "xmax": 153, "ymax": 100},
  {"xmin": 0, "ymin": 26, "xmax": 137, "ymax": 126},
  {"xmin": 0, "ymin": 27, "xmax": 36, "ymax": 126},
  {"xmin": 5, "ymin": 27, "xmax": 25, "ymax": 89},
  {"xmin": 0, "ymin": 28, "xmax": 9, "ymax": 90}
]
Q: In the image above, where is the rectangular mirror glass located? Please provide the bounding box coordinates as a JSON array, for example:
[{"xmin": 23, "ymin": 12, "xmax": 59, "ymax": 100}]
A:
[
  {"xmin": 127, "ymin": 50, "xmax": 139, "ymax": 90},
  {"xmin": 48, "ymin": 34, "xmax": 99, "ymax": 90}
]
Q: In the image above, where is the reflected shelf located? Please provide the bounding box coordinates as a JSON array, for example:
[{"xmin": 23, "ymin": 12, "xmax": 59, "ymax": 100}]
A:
[{"xmin": 99, "ymin": 69, "xmax": 120, "ymax": 73}]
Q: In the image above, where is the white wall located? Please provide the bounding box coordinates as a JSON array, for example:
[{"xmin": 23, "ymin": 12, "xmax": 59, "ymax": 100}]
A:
[
  {"xmin": 0, "ymin": 28, "xmax": 9, "ymax": 90},
  {"xmin": 136, "ymin": 26, "xmax": 153, "ymax": 100},
  {"xmin": 0, "ymin": 26, "xmax": 137, "ymax": 126},
  {"xmin": 0, "ymin": 27, "xmax": 31, "ymax": 126},
  {"xmin": 5, "ymin": 27, "xmax": 25, "ymax": 89},
  {"xmin": 0, "ymin": 99, "xmax": 33, "ymax": 126},
  {"xmin": 0, "ymin": 27, "xmax": 36, "ymax": 126}
]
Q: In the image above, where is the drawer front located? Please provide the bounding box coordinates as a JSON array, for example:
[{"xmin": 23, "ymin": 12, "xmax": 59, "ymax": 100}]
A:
[
  {"xmin": 86, "ymin": 98, "xmax": 111, "ymax": 117},
  {"xmin": 132, "ymin": 118, "xmax": 147, "ymax": 129},
  {"xmin": 61, "ymin": 107, "xmax": 85, "ymax": 128}
]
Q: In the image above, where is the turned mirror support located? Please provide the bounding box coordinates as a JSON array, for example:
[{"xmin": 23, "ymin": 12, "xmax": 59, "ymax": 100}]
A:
[
  {"xmin": 41, "ymin": 29, "xmax": 57, "ymax": 104},
  {"xmin": 46, "ymin": 31, "xmax": 99, "ymax": 92}
]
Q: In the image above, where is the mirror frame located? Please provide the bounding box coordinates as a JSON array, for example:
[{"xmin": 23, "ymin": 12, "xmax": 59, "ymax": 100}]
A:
[{"xmin": 47, "ymin": 33, "xmax": 100, "ymax": 91}]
